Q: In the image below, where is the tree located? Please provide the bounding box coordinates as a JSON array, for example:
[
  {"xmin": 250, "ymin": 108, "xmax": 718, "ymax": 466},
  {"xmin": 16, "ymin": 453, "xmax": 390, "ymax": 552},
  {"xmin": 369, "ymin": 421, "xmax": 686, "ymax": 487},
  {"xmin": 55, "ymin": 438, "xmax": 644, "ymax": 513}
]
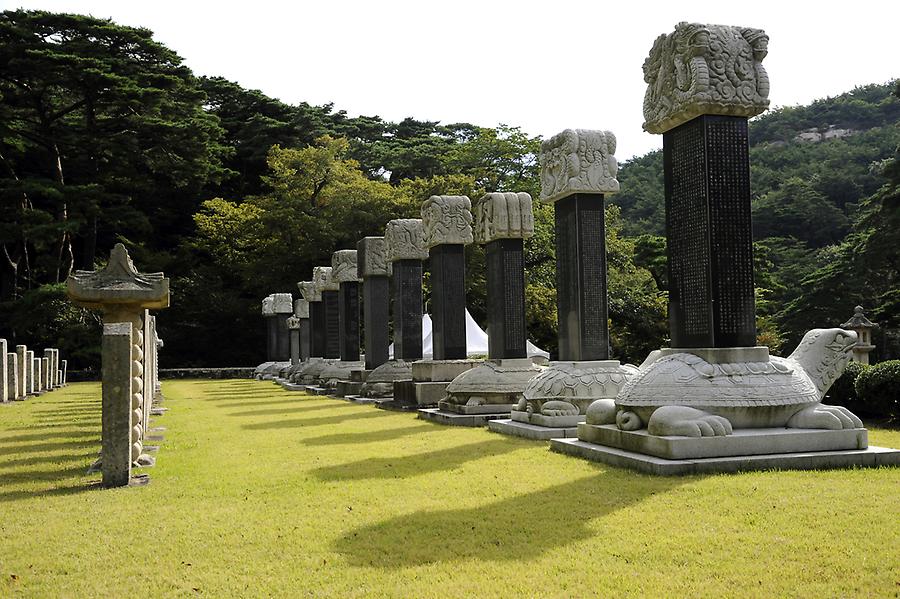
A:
[{"xmin": 0, "ymin": 9, "xmax": 228, "ymax": 301}]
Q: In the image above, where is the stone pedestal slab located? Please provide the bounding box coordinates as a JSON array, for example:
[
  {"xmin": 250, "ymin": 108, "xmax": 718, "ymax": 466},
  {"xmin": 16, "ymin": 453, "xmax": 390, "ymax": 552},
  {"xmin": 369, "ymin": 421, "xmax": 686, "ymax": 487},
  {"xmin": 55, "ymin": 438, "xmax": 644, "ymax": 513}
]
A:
[
  {"xmin": 0, "ymin": 339, "xmax": 7, "ymax": 402},
  {"xmin": 577, "ymin": 424, "xmax": 868, "ymax": 460},
  {"xmin": 412, "ymin": 359, "xmax": 481, "ymax": 382},
  {"xmin": 16, "ymin": 346, "xmax": 27, "ymax": 399},
  {"xmin": 417, "ymin": 408, "xmax": 508, "ymax": 427},
  {"xmin": 551, "ymin": 438, "xmax": 900, "ymax": 476},
  {"xmin": 488, "ymin": 418, "xmax": 579, "ymax": 440}
]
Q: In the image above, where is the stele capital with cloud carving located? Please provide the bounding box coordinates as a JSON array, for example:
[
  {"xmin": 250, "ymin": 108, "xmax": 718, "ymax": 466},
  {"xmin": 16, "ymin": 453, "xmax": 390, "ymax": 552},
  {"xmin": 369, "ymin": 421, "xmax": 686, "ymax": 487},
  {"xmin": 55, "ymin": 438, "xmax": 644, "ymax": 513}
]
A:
[
  {"xmin": 421, "ymin": 195, "xmax": 474, "ymax": 249},
  {"xmin": 642, "ymin": 22, "xmax": 770, "ymax": 134},
  {"xmin": 539, "ymin": 129, "xmax": 619, "ymax": 203},
  {"xmin": 473, "ymin": 192, "xmax": 535, "ymax": 244},
  {"xmin": 385, "ymin": 219, "xmax": 429, "ymax": 262},
  {"xmin": 331, "ymin": 250, "xmax": 359, "ymax": 283}
]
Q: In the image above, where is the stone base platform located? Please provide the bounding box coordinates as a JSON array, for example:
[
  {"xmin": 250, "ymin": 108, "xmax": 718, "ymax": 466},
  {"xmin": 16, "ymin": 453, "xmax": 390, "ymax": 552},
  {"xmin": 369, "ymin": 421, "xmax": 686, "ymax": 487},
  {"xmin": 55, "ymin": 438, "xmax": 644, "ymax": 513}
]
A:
[
  {"xmin": 438, "ymin": 401, "xmax": 515, "ymax": 415},
  {"xmin": 577, "ymin": 424, "xmax": 868, "ymax": 460},
  {"xmin": 279, "ymin": 381, "xmax": 310, "ymax": 392},
  {"xmin": 335, "ymin": 380, "xmax": 363, "ymax": 397},
  {"xmin": 375, "ymin": 399, "xmax": 421, "ymax": 412},
  {"xmin": 417, "ymin": 408, "xmax": 508, "ymax": 427},
  {"xmin": 488, "ymin": 419, "xmax": 578, "ymax": 440},
  {"xmin": 304, "ymin": 385, "xmax": 330, "ymax": 395},
  {"xmin": 551, "ymin": 438, "xmax": 900, "ymax": 476},
  {"xmin": 344, "ymin": 395, "xmax": 380, "ymax": 404},
  {"xmin": 392, "ymin": 380, "xmax": 448, "ymax": 408}
]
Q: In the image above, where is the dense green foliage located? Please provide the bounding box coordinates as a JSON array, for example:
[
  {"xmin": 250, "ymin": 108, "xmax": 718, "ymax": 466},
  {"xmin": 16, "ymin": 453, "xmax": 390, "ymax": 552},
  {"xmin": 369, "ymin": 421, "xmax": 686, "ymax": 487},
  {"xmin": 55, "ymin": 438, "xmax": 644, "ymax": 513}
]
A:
[
  {"xmin": 826, "ymin": 361, "xmax": 868, "ymax": 414},
  {"xmin": 1, "ymin": 9, "xmax": 897, "ymax": 370},
  {"xmin": 854, "ymin": 360, "xmax": 900, "ymax": 420}
]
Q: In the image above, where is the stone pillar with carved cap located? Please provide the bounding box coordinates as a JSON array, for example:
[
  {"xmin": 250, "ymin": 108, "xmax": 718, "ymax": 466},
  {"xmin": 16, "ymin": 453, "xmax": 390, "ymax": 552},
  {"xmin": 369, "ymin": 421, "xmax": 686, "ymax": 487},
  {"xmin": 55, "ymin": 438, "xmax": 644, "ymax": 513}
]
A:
[
  {"xmin": 294, "ymin": 299, "xmax": 311, "ymax": 362},
  {"xmin": 332, "ymin": 250, "xmax": 360, "ymax": 363},
  {"xmin": 422, "ymin": 195, "xmax": 473, "ymax": 361},
  {"xmin": 642, "ymin": 22, "xmax": 771, "ymax": 349},
  {"xmin": 362, "ymin": 219, "xmax": 428, "ymax": 399},
  {"xmin": 490, "ymin": 130, "xmax": 639, "ymax": 437},
  {"xmin": 316, "ymin": 266, "xmax": 340, "ymax": 360},
  {"xmin": 441, "ymin": 192, "xmax": 544, "ymax": 421},
  {"xmin": 358, "ymin": 237, "xmax": 391, "ymax": 371},
  {"xmin": 66, "ymin": 243, "xmax": 169, "ymax": 487}
]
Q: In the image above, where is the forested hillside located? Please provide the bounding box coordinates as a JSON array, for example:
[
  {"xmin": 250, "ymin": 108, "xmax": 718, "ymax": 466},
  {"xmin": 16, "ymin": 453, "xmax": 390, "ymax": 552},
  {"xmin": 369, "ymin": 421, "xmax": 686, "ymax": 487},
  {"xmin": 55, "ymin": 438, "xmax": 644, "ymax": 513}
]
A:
[{"xmin": 1, "ymin": 10, "xmax": 897, "ymax": 370}]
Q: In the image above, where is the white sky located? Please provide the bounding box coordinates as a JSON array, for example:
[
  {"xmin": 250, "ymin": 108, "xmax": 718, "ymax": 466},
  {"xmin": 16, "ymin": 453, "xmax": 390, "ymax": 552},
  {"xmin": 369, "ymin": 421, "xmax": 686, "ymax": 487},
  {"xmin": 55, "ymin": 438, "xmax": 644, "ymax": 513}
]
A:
[{"xmin": 6, "ymin": 0, "xmax": 900, "ymax": 160}]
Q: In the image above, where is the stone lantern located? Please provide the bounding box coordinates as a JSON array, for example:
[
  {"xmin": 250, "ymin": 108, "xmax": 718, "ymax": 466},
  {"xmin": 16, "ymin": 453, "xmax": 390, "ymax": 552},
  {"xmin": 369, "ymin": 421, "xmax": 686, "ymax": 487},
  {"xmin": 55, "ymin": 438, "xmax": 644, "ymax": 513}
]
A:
[{"xmin": 841, "ymin": 306, "xmax": 877, "ymax": 365}]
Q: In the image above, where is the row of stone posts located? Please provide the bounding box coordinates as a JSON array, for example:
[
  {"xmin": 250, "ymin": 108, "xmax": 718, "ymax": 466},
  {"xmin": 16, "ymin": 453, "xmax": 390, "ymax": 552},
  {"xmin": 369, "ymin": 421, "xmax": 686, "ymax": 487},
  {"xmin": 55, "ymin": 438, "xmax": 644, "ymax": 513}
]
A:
[
  {"xmin": 67, "ymin": 243, "xmax": 169, "ymax": 487},
  {"xmin": 1, "ymin": 340, "xmax": 68, "ymax": 403}
]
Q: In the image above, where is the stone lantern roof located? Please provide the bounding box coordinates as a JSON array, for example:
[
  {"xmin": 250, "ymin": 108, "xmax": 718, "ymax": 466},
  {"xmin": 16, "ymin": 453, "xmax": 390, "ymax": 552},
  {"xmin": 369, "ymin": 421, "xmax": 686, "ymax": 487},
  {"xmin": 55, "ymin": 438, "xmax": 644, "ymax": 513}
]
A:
[{"xmin": 841, "ymin": 306, "xmax": 876, "ymax": 330}]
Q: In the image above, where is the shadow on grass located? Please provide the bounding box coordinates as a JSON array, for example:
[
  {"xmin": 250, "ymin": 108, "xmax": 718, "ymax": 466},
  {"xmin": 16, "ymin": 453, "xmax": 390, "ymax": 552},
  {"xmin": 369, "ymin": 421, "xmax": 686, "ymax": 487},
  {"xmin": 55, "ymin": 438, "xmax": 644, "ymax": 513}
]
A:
[
  {"xmin": 0, "ymin": 393, "xmax": 101, "ymax": 503},
  {"xmin": 242, "ymin": 408, "xmax": 390, "ymax": 431},
  {"xmin": 226, "ymin": 403, "xmax": 359, "ymax": 418},
  {"xmin": 314, "ymin": 438, "xmax": 525, "ymax": 481},
  {"xmin": 334, "ymin": 470, "xmax": 685, "ymax": 567},
  {"xmin": 0, "ymin": 429, "xmax": 96, "ymax": 442},
  {"xmin": 302, "ymin": 423, "xmax": 438, "ymax": 447}
]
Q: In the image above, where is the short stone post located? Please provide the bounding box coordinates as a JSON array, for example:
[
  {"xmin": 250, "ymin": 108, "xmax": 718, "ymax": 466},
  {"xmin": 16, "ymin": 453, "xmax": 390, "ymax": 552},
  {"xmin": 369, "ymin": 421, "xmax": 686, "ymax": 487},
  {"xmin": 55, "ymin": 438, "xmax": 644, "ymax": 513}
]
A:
[
  {"xmin": 358, "ymin": 237, "xmax": 391, "ymax": 371},
  {"xmin": 7, "ymin": 351, "xmax": 19, "ymax": 402},
  {"xmin": 16, "ymin": 346, "xmax": 27, "ymax": 399},
  {"xmin": 141, "ymin": 310, "xmax": 153, "ymax": 433},
  {"xmin": 332, "ymin": 250, "xmax": 360, "ymax": 362},
  {"xmin": 67, "ymin": 243, "xmax": 170, "ymax": 486},
  {"xmin": 1, "ymin": 339, "xmax": 7, "ymax": 402},
  {"xmin": 421, "ymin": 195, "xmax": 473, "ymax": 360},
  {"xmin": 44, "ymin": 349, "xmax": 54, "ymax": 389},
  {"xmin": 41, "ymin": 356, "xmax": 50, "ymax": 391},
  {"xmin": 61, "ymin": 359, "xmax": 68, "ymax": 386},
  {"xmin": 35, "ymin": 356, "xmax": 43, "ymax": 393},
  {"xmin": 442, "ymin": 192, "xmax": 543, "ymax": 419},
  {"xmin": 101, "ymin": 322, "xmax": 134, "ymax": 487},
  {"xmin": 362, "ymin": 220, "xmax": 428, "ymax": 399},
  {"xmin": 26, "ymin": 350, "xmax": 35, "ymax": 394}
]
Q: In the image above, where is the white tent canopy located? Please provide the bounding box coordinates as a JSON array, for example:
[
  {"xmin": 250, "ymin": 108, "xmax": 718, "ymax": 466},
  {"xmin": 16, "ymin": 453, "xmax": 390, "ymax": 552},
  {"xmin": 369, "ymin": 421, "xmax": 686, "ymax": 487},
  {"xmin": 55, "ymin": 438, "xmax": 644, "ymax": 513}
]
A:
[{"xmin": 389, "ymin": 309, "xmax": 549, "ymax": 359}]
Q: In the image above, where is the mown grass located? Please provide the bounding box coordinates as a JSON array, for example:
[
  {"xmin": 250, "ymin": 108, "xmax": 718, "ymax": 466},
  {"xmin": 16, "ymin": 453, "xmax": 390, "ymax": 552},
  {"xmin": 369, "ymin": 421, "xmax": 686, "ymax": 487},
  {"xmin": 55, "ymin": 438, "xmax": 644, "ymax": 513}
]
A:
[{"xmin": 0, "ymin": 379, "xmax": 898, "ymax": 597}]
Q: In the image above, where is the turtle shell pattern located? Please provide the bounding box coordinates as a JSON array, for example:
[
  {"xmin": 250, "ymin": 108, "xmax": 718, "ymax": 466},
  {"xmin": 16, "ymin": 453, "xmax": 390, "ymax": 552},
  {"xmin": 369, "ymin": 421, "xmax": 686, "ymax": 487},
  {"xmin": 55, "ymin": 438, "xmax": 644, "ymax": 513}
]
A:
[
  {"xmin": 523, "ymin": 362, "xmax": 639, "ymax": 401},
  {"xmin": 616, "ymin": 353, "xmax": 818, "ymax": 408}
]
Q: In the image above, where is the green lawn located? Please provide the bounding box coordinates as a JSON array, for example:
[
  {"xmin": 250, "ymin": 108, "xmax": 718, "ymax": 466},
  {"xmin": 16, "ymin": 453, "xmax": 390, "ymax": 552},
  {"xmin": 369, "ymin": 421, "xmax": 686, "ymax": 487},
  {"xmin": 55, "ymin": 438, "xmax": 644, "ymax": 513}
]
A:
[{"xmin": 1, "ymin": 380, "xmax": 898, "ymax": 597}]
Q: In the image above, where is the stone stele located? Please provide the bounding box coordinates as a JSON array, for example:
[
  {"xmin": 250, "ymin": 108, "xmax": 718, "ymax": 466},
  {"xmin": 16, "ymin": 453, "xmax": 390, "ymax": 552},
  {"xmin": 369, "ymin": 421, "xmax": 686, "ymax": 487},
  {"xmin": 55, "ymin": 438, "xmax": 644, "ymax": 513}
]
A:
[
  {"xmin": 421, "ymin": 195, "xmax": 474, "ymax": 249},
  {"xmin": 473, "ymin": 192, "xmax": 535, "ymax": 244},
  {"xmin": 539, "ymin": 129, "xmax": 619, "ymax": 203},
  {"xmin": 642, "ymin": 22, "xmax": 770, "ymax": 134},
  {"xmin": 331, "ymin": 250, "xmax": 359, "ymax": 283},
  {"xmin": 384, "ymin": 219, "xmax": 428, "ymax": 262}
]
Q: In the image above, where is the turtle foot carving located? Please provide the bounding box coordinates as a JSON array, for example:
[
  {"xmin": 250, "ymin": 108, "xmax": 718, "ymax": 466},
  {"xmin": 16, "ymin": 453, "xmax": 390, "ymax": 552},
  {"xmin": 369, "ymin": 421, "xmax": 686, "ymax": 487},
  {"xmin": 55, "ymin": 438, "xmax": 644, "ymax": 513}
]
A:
[
  {"xmin": 540, "ymin": 400, "xmax": 579, "ymax": 417},
  {"xmin": 647, "ymin": 406, "xmax": 733, "ymax": 437},
  {"xmin": 787, "ymin": 403, "xmax": 863, "ymax": 430},
  {"xmin": 585, "ymin": 399, "xmax": 617, "ymax": 425}
]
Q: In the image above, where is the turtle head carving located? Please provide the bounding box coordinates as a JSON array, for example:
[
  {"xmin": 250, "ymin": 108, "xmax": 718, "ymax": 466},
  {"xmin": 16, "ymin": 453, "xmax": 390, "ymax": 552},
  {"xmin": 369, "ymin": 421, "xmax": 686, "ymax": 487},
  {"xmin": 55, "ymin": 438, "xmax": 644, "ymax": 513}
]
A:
[{"xmin": 788, "ymin": 328, "xmax": 858, "ymax": 399}]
